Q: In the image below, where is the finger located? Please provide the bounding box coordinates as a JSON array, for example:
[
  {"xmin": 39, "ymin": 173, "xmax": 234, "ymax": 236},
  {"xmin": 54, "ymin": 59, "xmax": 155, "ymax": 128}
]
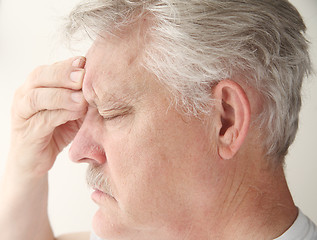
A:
[
  {"xmin": 17, "ymin": 88, "xmax": 87, "ymax": 120},
  {"xmin": 26, "ymin": 108, "xmax": 87, "ymax": 137},
  {"xmin": 25, "ymin": 56, "xmax": 86, "ymax": 90}
]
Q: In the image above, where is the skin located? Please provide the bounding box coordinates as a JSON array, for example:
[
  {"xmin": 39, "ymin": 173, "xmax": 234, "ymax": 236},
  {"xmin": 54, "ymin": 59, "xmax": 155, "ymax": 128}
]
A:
[
  {"xmin": 0, "ymin": 27, "xmax": 298, "ymax": 240},
  {"xmin": 70, "ymin": 34, "xmax": 220, "ymax": 239},
  {"xmin": 0, "ymin": 56, "xmax": 88, "ymax": 240}
]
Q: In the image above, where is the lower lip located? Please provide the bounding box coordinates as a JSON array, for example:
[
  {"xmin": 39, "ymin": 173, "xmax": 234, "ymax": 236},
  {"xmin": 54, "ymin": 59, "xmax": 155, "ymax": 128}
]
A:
[{"xmin": 91, "ymin": 189, "xmax": 116, "ymax": 203}]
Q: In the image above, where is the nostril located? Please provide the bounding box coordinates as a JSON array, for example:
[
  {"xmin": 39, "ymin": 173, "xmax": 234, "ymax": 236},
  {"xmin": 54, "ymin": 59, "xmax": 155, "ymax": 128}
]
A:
[
  {"xmin": 69, "ymin": 140, "xmax": 106, "ymax": 165},
  {"xmin": 85, "ymin": 145, "xmax": 107, "ymax": 164}
]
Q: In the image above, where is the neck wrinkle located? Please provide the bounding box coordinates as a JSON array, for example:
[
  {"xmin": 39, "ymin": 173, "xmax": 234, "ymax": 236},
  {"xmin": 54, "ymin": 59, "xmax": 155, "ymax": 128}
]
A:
[{"xmin": 201, "ymin": 160, "xmax": 297, "ymax": 240}]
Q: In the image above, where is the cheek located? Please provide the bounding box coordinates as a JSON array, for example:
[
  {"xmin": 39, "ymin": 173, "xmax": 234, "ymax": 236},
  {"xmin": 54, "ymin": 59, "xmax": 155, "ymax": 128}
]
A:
[
  {"xmin": 105, "ymin": 113, "xmax": 214, "ymax": 228},
  {"xmin": 103, "ymin": 119, "xmax": 178, "ymax": 227},
  {"xmin": 110, "ymin": 133, "xmax": 171, "ymax": 222}
]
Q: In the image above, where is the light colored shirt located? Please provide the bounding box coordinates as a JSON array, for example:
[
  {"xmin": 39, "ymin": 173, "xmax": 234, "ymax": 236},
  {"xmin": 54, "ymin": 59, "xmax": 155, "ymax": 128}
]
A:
[
  {"xmin": 274, "ymin": 209, "xmax": 317, "ymax": 240},
  {"xmin": 90, "ymin": 232, "xmax": 103, "ymax": 240},
  {"xmin": 90, "ymin": 209, "xmax": 317, "ymax": 240}
]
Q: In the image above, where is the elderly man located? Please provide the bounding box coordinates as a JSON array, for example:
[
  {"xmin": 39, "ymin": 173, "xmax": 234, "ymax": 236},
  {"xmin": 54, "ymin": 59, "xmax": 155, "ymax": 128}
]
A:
[{"xmin": 0, "ymin": 0, "xmax": 316, "ymax": 239}]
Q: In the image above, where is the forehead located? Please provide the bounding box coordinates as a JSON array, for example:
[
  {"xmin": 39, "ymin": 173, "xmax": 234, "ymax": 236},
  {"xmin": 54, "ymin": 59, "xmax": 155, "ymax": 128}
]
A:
[{"xmin": 82, "ymin": 34, "xmax": 146, "ymax": 107}]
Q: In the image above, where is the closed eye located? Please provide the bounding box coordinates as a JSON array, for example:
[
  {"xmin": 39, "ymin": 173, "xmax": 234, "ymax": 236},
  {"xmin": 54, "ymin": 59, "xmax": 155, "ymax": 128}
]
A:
[
  {"xmin": 99, "ymin": 105, "xmax": 133, "ymax": 122},
  {"xmin": 103, "ymin": 113, "xmax": 123, "ymax": 121}
]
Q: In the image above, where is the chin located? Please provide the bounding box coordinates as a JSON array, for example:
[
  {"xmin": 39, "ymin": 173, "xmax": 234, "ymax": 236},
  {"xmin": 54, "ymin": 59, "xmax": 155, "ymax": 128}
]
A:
[
  {"xmin": 92, "ymin": 206, "xmax": 168, "ymax": 240},
  {"xmin": 92, "ymin": 207, "xmax": 132, "ymax": 240}
]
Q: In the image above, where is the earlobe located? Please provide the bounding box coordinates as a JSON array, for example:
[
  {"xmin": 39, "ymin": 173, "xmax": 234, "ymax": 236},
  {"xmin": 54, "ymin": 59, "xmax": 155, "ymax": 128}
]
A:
[{"xmin": 213, "ymin": 80, "xmax": 251, "ymax": 160}]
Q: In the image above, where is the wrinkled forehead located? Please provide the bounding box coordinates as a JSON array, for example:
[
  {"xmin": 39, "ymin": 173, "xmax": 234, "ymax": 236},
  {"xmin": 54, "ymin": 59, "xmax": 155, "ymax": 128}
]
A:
[{"xmin": 82, "ymin": 34, "xmax": 146, "ymax": 108}]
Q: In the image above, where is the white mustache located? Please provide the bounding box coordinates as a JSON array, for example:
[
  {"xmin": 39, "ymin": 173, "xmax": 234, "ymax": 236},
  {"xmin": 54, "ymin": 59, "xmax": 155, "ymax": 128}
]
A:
[{"xmin": 86, "ymin": 164, "xmax": 114, "ymax": 198}]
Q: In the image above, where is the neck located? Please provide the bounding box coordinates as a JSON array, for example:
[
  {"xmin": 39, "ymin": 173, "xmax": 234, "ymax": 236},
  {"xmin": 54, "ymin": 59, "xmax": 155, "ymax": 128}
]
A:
[{"xmin": 178, "ymin": 157, "xmax": 297, "ymax": 240}]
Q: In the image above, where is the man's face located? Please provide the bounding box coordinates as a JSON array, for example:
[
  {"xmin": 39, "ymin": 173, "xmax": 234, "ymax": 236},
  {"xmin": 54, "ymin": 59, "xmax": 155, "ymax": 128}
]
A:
[{"xmin": 69, "ymin": 33, "xmax": 217, "ymax": 239}]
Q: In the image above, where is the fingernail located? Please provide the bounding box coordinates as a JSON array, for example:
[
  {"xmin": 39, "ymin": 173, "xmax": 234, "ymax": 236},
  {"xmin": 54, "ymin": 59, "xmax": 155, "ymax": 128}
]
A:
[
  {"xmin": 72, "ymin": 57, "xmax": 86, "ymax": 68},
  {"xmin": 71, "ymin": 92, "xmax": 84, "ymax": 103},
  {"xmin": 70, "ymin": 70, "xmax": 84, "ymax": 83}
]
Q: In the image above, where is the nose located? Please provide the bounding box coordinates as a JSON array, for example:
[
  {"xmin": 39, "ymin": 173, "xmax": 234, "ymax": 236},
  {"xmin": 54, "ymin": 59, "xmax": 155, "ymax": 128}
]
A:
[{"xmin": 69, "ymin": 108, "xmax": 106, "ymax": 165}]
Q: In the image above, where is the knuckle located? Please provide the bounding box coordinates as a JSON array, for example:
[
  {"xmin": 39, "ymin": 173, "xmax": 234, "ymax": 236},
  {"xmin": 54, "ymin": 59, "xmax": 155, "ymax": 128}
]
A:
[
  {"xmin": 52, "ymin": 89, "xmax": 63, "ymax": 105},
  {"xmin": 51, "ymin": 62, "xmax": 70, "ymax": 83},
  {"xmin": 11, "ymin": 87, "xmax": 32, "ymax": 118},
  {"xmin": 41, "ymin": 109, "xmax": 65, "ymax": 128},
  {"xmin": 28, "ymin": 90, "xmax": 39, "ymax": 112},
  {"xmin": 26, "ymin": 65, "xmax": 48, "ymax": 87},
  {"xmin": 39, "ymin": 111, "xmax": 52, "ymax": 126},
  {"xmin": 52, "ymin": 67, "xmax": 63, "ymax": 82},
  {"xmin": 28, "ymin": 65, "xmax": 46, "ymax": 80}
]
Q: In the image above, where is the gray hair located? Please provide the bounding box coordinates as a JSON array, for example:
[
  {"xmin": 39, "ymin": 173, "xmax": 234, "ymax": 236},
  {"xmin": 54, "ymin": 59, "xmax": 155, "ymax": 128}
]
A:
[{"xmin": 65, "ymin": 0, "xmax": 311, "ymax": 164}]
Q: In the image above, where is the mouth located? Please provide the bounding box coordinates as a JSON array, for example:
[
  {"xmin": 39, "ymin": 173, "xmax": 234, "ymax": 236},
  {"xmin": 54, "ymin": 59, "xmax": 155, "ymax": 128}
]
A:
[
  {"xmin": 91, "ymin": 187, "xmax": 117, "ymax": 203},
  {"xmin": 86, "ymin": 164, "xmax": 117, "ymax": 203}
]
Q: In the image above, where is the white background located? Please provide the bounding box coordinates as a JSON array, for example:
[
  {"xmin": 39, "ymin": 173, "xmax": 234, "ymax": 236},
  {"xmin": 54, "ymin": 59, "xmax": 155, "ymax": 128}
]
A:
[{"xmin": 0, "ymin": 0, "xmax": 316, "ymax": 236}]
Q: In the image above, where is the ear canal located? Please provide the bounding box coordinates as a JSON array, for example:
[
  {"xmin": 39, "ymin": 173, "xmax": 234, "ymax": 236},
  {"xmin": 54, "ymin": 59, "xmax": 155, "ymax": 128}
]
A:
[{"xmin": 220, "ymin": 100, "xmax": 234, "ymax": 136}]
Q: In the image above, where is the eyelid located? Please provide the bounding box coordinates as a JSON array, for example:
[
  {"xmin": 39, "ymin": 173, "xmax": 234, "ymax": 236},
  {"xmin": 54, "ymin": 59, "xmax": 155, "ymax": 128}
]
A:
[
  {"xmin": 98, "ymin": 105, "xmax": 133, "ymax": 120},
  {"xmin": 102, "ymin": 114, "xmax": 122, "ymax": 121}
]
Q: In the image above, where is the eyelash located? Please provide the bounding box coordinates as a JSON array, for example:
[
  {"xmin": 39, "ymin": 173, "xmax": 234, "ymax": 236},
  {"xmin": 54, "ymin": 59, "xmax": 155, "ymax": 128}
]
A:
[
  {"xmin": 102, "ymin": 114, "xmax": 122, "ymax": 121},
  {"xmin": 99, "ymin": 107, "xmax": 133, "ymax": 122}
]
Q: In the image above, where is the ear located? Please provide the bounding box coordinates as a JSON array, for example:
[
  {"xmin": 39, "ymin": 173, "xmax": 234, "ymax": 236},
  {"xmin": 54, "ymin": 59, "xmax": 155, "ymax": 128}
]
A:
[{"xmin": 212, "ymin": 80, "xmax": 251, "ymax": 160}]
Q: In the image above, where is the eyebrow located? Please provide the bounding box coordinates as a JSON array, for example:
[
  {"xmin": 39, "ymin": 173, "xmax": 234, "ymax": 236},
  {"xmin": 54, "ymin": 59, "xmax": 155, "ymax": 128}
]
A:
[{"xmin": 85, "ymin": 72, "xmax": 142, "ymax": 116}]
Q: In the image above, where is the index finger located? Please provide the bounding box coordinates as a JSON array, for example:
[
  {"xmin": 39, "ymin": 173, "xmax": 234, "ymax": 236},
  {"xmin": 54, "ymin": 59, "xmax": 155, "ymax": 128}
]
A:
[{"xmin": 26, "ymin": 56, "xmax": 86, "ymax": 90}]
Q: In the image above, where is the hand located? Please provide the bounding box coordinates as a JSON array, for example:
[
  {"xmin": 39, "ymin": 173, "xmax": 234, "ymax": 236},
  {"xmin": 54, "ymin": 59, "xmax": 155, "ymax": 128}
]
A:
[{"xmin": 9, "ymin": 57, "xmax": 88, "ymax": 177}]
